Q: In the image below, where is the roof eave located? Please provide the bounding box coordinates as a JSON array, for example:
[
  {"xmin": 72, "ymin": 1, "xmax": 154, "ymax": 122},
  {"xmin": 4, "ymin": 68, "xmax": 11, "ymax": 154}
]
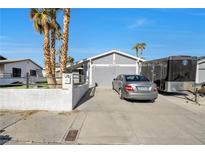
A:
[
  {"xmin": 87, "ymin": 49, "xmax": 145, "ymax": 62},
  {"xmin": 0, "ymin": 59, "xmax": 43, "ymax": 69}
]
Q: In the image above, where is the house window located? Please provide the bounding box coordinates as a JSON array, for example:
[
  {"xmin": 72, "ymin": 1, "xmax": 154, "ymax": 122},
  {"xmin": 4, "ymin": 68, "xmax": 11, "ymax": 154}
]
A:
[
  {"xmin": 30, "ymin": 70, "xmax": 37, "ymax": 77},
  {"xmin": 12, "ymin": 68, "xmax": 21, "ymax": 77}
]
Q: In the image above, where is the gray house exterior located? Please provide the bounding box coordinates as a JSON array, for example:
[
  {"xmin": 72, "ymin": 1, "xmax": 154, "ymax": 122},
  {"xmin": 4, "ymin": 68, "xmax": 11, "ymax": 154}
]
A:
[
  {"xmin": 196, "ymin": 57, "xmax": 205, "ymax": 84},
  {"xmin": 87, "ymin": 50, "xmax": 144, "ymax": 87},
  {"xmin": 67, "ymin": 50, "xmax": 144, "ymax": 88},
  {"xmin": 0, "ymin": 58, "xmax": 43, "ymax": 85}
]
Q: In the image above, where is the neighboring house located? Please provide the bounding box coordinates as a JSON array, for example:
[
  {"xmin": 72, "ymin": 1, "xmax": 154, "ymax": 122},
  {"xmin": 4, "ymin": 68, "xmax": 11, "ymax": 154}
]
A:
[
  {"xmin": 0, "ymin": 58, "xmax": 43, "ymax": 85},
  {"xmin": 67, "ymin": 49, "xmax": 144, "ymax": 87},
  {"xmin": 196, "ymin": 56, "xmax": 205, "ymax": 84}
]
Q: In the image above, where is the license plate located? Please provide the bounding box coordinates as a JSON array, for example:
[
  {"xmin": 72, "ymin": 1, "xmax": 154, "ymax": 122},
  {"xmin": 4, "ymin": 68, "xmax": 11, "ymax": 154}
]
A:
[{"xmin": 137, "ymin": 86, "xmax": 149, "ymax": 91}]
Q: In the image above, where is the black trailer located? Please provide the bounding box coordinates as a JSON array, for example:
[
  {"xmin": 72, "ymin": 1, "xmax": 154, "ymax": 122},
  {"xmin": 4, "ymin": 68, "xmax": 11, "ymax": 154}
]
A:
[{"xmin": 141, "ymin": 56, "xmax": 197, "ymax": 92}]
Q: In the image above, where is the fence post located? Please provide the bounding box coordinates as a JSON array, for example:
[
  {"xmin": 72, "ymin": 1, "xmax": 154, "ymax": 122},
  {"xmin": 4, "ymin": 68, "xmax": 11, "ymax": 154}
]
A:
[{"xmin": 26, "ymin": 72, "xmax": 29, "ymax": 89}]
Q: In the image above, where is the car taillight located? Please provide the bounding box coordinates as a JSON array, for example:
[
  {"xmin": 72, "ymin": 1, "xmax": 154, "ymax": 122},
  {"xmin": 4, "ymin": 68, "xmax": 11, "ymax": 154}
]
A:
[{"xmin": 124, "ymin": 84, "xmax": 134, "ymax": 91}]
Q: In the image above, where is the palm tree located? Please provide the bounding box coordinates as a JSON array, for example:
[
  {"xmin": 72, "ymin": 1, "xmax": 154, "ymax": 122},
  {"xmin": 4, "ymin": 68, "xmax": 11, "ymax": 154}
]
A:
[
  {"xmin": 132, "ymin": 43, "xmax": 146, "ymax": 57},
  {"xmin": 139, "ymin": 43, "xmax": 146, "ymax": 57},
  {"xmin": 56, "ymin": 46, "xmax": 74, "ymax": 64},
  {"xmin": 67, "ymin": 56, "xmax": 74, "ymax": 64},
  {"xmin": 132, "ymin": 43, "xmax": 140, "ymax": 57},
  {"xmin": 30, "ymin": 9, "xmax": 43, "ymax": 34},
  {"xmin": 56, "ymin": 46, "xmax": 63, "ymax": 64},
  {"xmin": 61, "ymin": 8, "xmax": 70, "ymax": 74},
  {"xmin": 48, "ymin": 9, "xmax": 61, "ymax": 80},
  {"xmin": 30, "ymin": 8, "xmax": 55, "ymax": 85}
]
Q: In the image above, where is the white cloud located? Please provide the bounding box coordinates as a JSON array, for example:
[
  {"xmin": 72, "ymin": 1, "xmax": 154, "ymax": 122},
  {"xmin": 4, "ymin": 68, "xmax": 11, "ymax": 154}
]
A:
[
  {"xmin": 0, "ymin": 42, "xmax": 32, "ymax": 47},
  {"xmin": 0, "ymin": 48, "xmax": 42, "ymax": 55},
  {"xmin": 128, "ymin": 18, "xmax": 156, "ymax": 29},
  {"xmin": 0, "ymin": 35, "xmax": 8, "ymax": 40},
  {"xmin": 128, "ymin": 18, "xmax": 147, "ymax": 29},
  {"xmin": 148, "ymin": 44, "xmax": 165, "ymax": 48}
]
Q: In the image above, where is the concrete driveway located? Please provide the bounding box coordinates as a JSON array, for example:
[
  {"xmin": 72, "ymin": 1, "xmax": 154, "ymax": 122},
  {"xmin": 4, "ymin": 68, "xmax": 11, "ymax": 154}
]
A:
[{"xmin": 1, "ymin": 87, "xmax": 205, "ymax": 144}]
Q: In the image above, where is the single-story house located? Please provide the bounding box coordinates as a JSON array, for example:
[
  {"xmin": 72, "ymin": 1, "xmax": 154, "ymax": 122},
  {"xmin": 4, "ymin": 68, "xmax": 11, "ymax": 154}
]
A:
[
  {"xmin": 0, "ymin": 57, "xmax": 43, "ymax": 85},
  {"xmin": 196, "ymin": 56, "xmax": 205, "ymax": 84},
  {"xmin": 68, "ymin": 49, "xmax": 144, "ymax": 88}
]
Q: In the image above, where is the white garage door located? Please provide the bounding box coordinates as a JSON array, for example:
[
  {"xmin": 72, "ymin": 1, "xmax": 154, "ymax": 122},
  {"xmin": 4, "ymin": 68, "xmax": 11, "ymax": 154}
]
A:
[{"xmin": 92, "ymin": 66, "xmax": 136, "ymax": 88}]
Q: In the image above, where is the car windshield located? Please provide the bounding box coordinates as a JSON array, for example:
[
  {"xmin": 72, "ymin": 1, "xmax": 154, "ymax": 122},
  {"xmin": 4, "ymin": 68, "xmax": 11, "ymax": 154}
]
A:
[{"xmin": 125, "ymin": 75, "xmax": 149, "ymax": 82}]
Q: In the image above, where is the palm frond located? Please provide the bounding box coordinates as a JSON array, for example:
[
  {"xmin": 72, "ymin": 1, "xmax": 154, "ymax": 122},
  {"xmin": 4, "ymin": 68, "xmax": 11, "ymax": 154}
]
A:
[
  {"xmin": 41, "ymin": 13, "xmax": 48, "ymax": 25},
  {"xmin": 56, "ymin": 30, "xmax": 62, "ymax": 40},
  {"xmin": 55, "ymin": 22, "xmax": 61, "ymax": 31},
  {"xmin": 132, "ymin": 44, "xmax": 137, "ymax": 50},
  {"xmin": 141, "ymin": 42, "xmax": 146, "ymax": 46},
  {"xmin": 30, "ymin": 8, "xmax": 38, "ymax": 19}
]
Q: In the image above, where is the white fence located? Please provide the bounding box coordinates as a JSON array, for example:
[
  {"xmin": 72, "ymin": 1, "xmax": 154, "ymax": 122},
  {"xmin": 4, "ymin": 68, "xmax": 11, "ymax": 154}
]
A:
[{"xmin": 0, "ymin": 73, "xmax": 89, "ymax": 111}]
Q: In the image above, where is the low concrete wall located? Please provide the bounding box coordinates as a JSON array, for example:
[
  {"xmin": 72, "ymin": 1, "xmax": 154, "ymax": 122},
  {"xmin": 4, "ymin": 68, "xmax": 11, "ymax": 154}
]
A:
[
  {"xmin": 73, "ymin": 83, "xmax": 89, "ymax": 108},
  {"xmin": 0, "ymin": 73, "xmax": 89, "ymax": 112},
  {"xmin": 0, "ymin": 89, "xmax": 72, "ymax": 111},
  {"xmin": 0, "ymin": 77, "xmax": 46, "ymax": 85},
  {"xmin": 0, "ymin": 78, "xmax": 25, "ymax": 85}
]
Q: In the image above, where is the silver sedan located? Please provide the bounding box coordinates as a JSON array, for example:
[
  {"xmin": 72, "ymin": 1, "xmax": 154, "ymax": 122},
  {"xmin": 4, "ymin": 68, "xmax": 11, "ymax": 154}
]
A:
[{"xmin": 112, "ymin": 74, "xmax": 158, "ymax": 101}]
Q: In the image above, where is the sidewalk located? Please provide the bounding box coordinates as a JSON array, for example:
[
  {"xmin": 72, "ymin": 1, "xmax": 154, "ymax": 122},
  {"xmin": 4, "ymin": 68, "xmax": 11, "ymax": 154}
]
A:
[{"xmin": 1, "ymin": 88, "xmax": 205, "ymax": 144}]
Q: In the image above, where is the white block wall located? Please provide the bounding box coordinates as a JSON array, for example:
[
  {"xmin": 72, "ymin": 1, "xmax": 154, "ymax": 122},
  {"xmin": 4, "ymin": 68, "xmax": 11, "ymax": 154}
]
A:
[
  {"xmin": 0, "ymin": 73, "xmax": 89, "ymax": 112},
  {"xmin": 0, "ymin": 89, "xmax": 72, "ymax": 111},
  {"xmin": 73, "ymin": 84, "xmax": 89, "ymax": 108}
]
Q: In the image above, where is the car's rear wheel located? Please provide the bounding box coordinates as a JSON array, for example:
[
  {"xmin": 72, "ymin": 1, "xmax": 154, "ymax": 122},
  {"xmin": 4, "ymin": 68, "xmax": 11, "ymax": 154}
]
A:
[{"xmin": 119, "ymin": 89, "xmax": 124, "ymax": 100}]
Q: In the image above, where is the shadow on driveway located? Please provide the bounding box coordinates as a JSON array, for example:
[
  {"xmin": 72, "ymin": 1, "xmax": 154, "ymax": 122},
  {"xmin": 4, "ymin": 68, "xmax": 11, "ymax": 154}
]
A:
[
  {"xmin": 125, "ymin": 91, "xmax": 187, "ymax": 103},
  {"xmin": 74, "ymin": 86, "xmax": 97, "ymax": 109},
  {"xmin": 0, "ymin": 135, "xmax": 12, "ymax": 145},
  {"xmin": 124, "ymin": 99, "xmax": 154, "ymax": 103},
  {"xmin": 159, "ymin": 91, "xmax": 189, "ymax": 101},
  {"xmin": 159, "ymin": 91, "xmax": 188, "ymax": 96}
]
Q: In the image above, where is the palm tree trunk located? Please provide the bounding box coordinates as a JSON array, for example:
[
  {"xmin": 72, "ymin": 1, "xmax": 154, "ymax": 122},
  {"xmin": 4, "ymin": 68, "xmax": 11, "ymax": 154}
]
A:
[
  {"xmin": 140, "ymin": 49, "xmax": 143, "ymax": 57},
  {"xmin": 61, "ymin": 8, "xmax": 70, "ymax": 74},
  {"xmin": 58, "ymin": 48, "xmax": 62, "ymax": 64},
  {"xmin": 50, "ymin": 10, "xmax": 57, "ymax": 85},
  {"xmin": 50, "ymin": 29, "xmax": 57, "ymax": 84},
  {"xmin": 43, "ymin": 18, "xmax": 55, "ymax": 86},
  {"xmin": 136, "ymin": 49, "xmax": 138, "ymax": 57}
]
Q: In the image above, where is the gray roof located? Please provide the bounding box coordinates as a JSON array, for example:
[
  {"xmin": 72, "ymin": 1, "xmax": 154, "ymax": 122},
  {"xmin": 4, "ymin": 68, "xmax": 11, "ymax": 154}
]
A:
[
  {"xmin": 87, "ymin": 49, "xmax": 145, "ymax": 62},
  {"xmin": 198, "ymin": 56, "xmax": 205, "ymax": 64},
  {"xmin": 0, "ymin": 55, "xmax": 7, "ymax": 60},
  {"xmin": 198, "ymin": 56, "xmax": 205, "ymax": 60},
  {"xmin": 0, "ymin": 59, "xmax": 43, "ymax": 69}
]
